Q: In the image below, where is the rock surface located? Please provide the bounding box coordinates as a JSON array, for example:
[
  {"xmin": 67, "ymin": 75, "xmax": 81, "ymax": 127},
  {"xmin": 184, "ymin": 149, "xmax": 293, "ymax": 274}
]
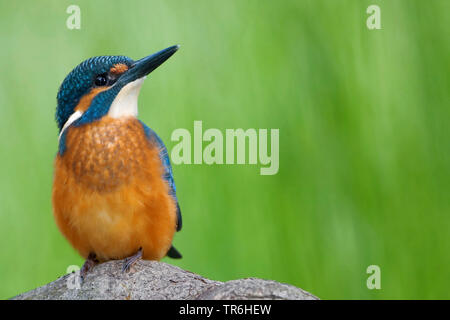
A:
[{"xmin": 12, "ymin": 260, "xmax": 318, "ymax": 300}]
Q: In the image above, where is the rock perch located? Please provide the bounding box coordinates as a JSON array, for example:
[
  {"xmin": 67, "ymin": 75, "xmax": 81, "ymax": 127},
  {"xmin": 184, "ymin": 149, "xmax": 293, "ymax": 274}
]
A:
[{"xmin": 12, "ymin": 260, "xmax": 318, "ymax": 300}]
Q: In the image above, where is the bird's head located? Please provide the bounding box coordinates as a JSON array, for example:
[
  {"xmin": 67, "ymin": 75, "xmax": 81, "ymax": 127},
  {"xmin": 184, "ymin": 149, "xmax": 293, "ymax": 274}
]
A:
[{"xmin": 56, "ymin": 45, "xmax": 179, "ymax": 133}]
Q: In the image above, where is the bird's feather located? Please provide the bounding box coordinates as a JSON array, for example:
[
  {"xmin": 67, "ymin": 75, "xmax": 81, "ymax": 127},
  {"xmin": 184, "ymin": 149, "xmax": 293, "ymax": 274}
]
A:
[
  {"xmin": 166, "ymin": 245, "xmax": 182, "ymax": 259},
  {"xmin": 140, "ymin": 121, "xmax": 182, "ymax": 232}
]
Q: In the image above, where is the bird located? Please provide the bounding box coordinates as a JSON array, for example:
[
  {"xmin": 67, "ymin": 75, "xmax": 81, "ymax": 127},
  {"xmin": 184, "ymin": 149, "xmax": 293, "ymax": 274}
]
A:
[{"xmin": 52, "ymin": 45, "xmax": 182, "ymax": 280}]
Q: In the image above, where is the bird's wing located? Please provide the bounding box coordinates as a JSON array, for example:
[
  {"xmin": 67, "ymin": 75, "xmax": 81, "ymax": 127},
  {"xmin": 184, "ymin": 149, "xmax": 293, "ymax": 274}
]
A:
[{"xmin": 139, "ymin": 121, "xmax": 182, "ymax": 232}]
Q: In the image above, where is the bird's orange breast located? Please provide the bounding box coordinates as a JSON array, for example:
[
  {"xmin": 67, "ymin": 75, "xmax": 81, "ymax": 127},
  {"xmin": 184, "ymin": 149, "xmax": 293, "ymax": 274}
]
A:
[{"xmin": 52, "ymin": 116, "xmax": 176, "ymax": 262}]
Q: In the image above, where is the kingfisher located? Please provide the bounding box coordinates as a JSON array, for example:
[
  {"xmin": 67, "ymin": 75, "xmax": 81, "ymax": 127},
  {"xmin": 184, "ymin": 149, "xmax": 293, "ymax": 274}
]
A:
[{"xmin": 52, "ymin": 45, "xmax": 182, "ymax": 279}]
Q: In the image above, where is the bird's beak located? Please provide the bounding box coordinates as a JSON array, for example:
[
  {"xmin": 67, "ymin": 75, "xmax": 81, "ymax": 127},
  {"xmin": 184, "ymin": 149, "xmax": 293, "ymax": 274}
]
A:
[{"xmin": 118, "ymin": 45, "xmax": 180, "ymax": 85}]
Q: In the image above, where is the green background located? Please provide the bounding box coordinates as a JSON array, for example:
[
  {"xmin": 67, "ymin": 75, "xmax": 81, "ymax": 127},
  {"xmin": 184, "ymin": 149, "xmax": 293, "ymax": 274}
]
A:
[{"xmin": 0, "ymin": 0, "xmax": 448, "ymax": 299}]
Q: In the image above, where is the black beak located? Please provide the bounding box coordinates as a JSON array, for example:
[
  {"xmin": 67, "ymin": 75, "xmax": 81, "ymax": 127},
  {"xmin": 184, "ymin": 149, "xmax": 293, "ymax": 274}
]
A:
[{"xmin": 118, "ymin": 45, "xmax": 179, "ymax": 85}]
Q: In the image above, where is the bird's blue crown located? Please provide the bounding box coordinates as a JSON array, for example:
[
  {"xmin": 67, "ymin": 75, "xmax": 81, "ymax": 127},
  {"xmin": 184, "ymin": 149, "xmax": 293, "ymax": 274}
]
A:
[{"xmin": 56, "ymin": 56, "xmax": 134, "ymax": 131}]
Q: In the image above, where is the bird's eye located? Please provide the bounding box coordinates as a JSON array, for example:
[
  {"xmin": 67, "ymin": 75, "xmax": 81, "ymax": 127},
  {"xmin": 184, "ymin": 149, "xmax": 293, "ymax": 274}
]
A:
[{"xmin": 94, "ymin": 74, "xmax": 108, "ymax": 86}]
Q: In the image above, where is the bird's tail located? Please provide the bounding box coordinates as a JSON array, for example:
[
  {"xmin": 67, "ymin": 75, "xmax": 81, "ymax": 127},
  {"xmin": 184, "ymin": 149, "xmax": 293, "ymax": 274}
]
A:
[{"xmin": 166, "ymin": 245, "xmax": 182, "ymax": 259}]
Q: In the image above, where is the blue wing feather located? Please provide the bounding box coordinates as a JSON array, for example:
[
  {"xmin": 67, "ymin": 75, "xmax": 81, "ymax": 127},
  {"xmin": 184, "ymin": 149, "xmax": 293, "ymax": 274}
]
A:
[{"xmin": 139, "ymin": 121, "xmax": 182, "ymax": 231}]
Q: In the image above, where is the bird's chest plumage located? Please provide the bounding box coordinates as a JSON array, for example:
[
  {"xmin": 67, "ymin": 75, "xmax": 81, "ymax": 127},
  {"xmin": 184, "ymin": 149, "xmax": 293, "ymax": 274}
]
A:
[
  {"xmin": 64, "ymin": 117, "xmax": 151, "ymax": 192},
  {"xmin": 52, "ymin": 117, "xmax": 176, "ymax": 261}
]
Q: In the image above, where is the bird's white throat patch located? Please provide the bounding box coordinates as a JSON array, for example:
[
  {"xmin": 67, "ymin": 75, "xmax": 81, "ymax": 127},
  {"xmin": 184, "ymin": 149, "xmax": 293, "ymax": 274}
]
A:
[
  {"xmin": 58, "ymin": 77, "xmax": 145, "ymax": 142},
  {"xmin": 108, "ymin": 77, "xmax": 145, "ymax": 118}
]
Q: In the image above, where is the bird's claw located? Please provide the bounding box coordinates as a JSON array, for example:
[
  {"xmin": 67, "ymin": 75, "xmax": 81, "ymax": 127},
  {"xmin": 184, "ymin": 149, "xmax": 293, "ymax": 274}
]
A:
[
  {"xmin": 122, "ymin": 248, "xmax": 143, "ymax": 273},
  {"xmin": 79, "ymin": 253, "xmax": 98, "ymax": 283}
]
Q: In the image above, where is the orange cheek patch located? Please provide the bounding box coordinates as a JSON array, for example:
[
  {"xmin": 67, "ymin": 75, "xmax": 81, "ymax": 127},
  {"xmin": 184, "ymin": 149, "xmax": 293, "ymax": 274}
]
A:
[
  {"xmin": 110, "ymin": 63, "xmax": 129, "ymax": 74},
  {"xmin": 75, "ymin": 87, "xmax": 110, "ymax": 112}
]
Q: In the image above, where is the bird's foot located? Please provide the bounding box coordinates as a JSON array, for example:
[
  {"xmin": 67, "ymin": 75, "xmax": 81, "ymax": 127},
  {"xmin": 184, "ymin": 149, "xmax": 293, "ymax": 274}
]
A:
[
  {"xmin": 80, "ymin": 253, "xmax": 99, "ymax": 283},
  {"xmin": 122, "ymin": 247, "xmax": 143, "ymax": 273}
]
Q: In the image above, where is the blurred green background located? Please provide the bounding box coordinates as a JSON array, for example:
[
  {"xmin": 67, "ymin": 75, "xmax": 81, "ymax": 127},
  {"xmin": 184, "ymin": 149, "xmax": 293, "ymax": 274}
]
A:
[{"xmin": 0, "ymin": 0, "xmax": 448, "ymax": 299}]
